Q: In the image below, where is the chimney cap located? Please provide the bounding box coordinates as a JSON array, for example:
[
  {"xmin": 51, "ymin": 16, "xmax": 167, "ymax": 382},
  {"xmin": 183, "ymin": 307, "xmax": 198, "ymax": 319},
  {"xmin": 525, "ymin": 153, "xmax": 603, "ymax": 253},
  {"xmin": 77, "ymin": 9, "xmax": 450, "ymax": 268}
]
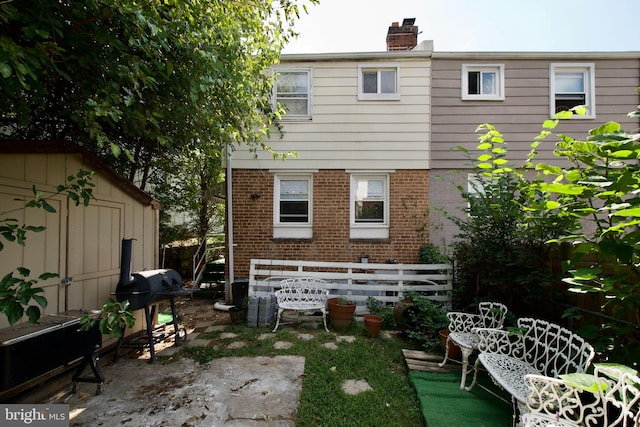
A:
[
  {"xmin": 391, "ymin": 21, "xmax": 399, "ymax": 27},
  {"xmin": 402, "ymin": 18, "xmax": 416, "ymax": 26}
]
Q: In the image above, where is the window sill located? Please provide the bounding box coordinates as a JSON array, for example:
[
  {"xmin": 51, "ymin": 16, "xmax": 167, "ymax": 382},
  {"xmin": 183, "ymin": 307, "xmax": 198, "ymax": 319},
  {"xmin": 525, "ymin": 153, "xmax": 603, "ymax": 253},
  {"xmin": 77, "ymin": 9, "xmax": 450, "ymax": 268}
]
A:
[
  {"xmin": 350, "ymin": 226, "xmax": 389, "ymax": 239},
  {"xmin": 273, "ymin": 225, "xmax": 313, "ymax": 239}
]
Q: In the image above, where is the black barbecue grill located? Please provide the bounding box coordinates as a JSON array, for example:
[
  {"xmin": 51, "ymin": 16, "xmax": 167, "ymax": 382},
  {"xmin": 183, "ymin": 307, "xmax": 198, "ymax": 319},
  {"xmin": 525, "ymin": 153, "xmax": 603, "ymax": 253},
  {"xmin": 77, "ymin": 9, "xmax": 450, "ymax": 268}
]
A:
[{"xmin": 114, "ymin": 239, "xmax": 191, "ymax": 363}]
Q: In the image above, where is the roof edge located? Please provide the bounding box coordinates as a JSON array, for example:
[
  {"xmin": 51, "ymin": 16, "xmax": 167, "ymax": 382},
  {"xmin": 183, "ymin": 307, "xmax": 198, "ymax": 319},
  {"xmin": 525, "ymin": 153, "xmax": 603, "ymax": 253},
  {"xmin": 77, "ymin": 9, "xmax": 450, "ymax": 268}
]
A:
[
  {"xmin": 0, "ymin": 140, "xmax": 160, "ymax": 209},
  {"xmin": 432, "ymin": 51, "xmax": 640, "ymax": 60}
]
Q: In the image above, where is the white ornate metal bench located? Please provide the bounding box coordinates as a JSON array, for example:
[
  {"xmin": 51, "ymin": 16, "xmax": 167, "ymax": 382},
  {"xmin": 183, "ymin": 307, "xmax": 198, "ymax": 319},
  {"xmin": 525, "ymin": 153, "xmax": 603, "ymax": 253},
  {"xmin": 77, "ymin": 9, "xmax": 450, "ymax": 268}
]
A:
[
  {"xmin": 521, "ymin": 364, "xmax": 640, "ymax": 426},
  {"xmin": 439, "ymin": 301, "xmax": 508, "ymax": 390},
  {"xmin": 473, "ymin": 317, "xmax": 595, "ymax": 414},
  {"xmin": 272, "ymin": 277, "xmax": 330, "ymax": 332}
]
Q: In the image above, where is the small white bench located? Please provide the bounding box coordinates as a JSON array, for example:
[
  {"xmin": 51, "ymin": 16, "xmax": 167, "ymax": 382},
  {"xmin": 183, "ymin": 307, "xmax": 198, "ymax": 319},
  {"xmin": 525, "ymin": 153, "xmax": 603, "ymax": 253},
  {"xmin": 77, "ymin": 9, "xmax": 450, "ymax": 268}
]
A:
[
  {"xmin": 473, "ymin": 318, "xmax": 595, "ymax": 414},
  {"xmin": 272, "ymin": 277, "xmax": 329, "ymax": 332}
]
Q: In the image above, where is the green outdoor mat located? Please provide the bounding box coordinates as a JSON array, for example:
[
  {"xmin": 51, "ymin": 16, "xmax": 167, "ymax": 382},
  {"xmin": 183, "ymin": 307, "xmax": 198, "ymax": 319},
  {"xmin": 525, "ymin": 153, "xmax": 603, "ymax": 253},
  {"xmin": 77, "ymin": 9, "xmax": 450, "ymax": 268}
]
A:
[
  {"xmin": 409, "ymin": 370, "xmax": 514, "ymax": 427},
  {"xmin": 158, "ymin": 313, "xmax": 173, "ymax": 325}
]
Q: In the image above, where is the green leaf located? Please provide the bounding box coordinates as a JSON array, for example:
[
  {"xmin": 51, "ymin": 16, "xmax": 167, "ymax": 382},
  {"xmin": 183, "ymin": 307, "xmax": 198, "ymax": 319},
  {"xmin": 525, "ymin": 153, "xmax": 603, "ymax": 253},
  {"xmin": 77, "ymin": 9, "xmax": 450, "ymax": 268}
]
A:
[
  {"xmin": 612, "ymin": 208, "xmax": 640, "ymax": 217},
  {"xmin": 26, "ymin": 305, "xmax": 41, "ymax": 323},
  {"xmin": 41, "ymin": 200, "xmax": 56, "ymax": 213},
  {"xmin": 0, "ymin": 62, "xmax": 12, "ymax": 78},
  {"xmin": 539, "ymin": 183, "xmax": 584, "ymax": 195},
  {"xmin": 560, "ymin": 373, "xmax": 607, "ymax": 393},
  {"xmin": 545, "ymin": 200, "xmax": 559, "ymax": 209},
  {"xmin": 32, "ymin": 295, "xmax": 48, "ymax": 308}
]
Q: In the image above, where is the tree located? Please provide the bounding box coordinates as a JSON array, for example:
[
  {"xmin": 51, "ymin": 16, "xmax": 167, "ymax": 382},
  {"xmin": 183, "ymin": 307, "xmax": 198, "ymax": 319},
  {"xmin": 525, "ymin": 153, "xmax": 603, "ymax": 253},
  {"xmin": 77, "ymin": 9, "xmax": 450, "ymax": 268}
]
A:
[
  {"xmin": 447, "ymin": 124, "xmax": 573, "ymax": 313},
  {"xmin": 1, "ymin": 0, "xmax": 318, "ymax": 237},
  {"xmin": 525, "ymin": 106, "xmax": 640, "ymax": 362}
]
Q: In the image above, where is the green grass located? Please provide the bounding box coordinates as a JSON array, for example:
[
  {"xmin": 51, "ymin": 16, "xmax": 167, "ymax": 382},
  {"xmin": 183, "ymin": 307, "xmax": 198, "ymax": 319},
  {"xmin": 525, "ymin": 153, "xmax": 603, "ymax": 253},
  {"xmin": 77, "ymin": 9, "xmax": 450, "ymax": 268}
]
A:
[{"xmin": 173, "ymin": 322, "xmax": 425, "ymax": 426}]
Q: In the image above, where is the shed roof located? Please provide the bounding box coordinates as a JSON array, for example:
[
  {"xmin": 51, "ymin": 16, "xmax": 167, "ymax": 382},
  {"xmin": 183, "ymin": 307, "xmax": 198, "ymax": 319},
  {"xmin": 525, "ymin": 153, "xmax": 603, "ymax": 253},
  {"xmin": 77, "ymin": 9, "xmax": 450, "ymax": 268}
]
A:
[{"xmin": 0, "ymin": 139, "xmax": 159, "ymax": 208}]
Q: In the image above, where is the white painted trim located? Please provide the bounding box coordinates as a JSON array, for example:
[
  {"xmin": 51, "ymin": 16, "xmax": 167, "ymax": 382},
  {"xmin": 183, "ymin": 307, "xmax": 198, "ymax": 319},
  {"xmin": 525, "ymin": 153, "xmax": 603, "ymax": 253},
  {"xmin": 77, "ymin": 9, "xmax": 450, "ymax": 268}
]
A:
[
  {"xmin": 357, "ymin": 63, "xmax": 401, "ymax": 101},
  {"xmin": 461, "ymin": 64, "xmax": 505, "ymax": 101},
  {"xmin": 273, "ymin": 67, "xmax": 313, "ymax": 119},
  {"xmin": 549, "ymin": 63, "xmax": 596, "ymax": 119},
  {"xmin": 273, "ymin": 225, "xmax": 313, "ymax": 239},
  {"xmin": 273, "ymin": 173, "xmax": 313, "ymax": 238},
  {"xmin": 349, "ymin": 173, "xmax": 390, "ymax": 238}
]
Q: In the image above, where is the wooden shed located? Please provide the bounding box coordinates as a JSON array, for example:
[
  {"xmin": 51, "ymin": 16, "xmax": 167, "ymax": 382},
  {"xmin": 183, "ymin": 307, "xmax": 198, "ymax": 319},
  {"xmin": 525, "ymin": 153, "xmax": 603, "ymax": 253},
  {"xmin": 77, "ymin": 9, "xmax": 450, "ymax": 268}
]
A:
[{"xmin": 0, "ymin": 140, "xmax": 160, "ymax": 331}]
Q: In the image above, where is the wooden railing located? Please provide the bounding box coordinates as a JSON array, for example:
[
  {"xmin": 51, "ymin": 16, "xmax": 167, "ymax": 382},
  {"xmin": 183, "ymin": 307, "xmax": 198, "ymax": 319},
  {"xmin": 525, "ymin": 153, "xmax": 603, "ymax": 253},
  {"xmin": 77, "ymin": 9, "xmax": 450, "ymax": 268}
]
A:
[{"xmin": 248, "ymin": 258, "xmax": 453, "ymax": 313}]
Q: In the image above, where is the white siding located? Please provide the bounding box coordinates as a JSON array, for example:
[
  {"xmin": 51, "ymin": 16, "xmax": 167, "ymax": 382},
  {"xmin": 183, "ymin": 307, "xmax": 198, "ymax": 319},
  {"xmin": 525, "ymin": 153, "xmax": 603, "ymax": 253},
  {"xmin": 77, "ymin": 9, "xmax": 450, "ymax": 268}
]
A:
[{"xmin": 232, "ymin": 54, "xmax": 432, "ymax": 170}]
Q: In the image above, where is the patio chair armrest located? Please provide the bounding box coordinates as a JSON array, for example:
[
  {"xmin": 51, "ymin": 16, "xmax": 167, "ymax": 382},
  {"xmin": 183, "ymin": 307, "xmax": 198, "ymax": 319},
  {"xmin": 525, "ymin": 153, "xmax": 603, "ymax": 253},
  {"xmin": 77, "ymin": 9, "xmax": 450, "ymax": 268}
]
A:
[
  {"xmin": 446, "ymin": 312, "xmax": 483, "ymax": 333},
  {"xmin": 473, "ymin": 327, "xmax": 521, "ymax": 356}
]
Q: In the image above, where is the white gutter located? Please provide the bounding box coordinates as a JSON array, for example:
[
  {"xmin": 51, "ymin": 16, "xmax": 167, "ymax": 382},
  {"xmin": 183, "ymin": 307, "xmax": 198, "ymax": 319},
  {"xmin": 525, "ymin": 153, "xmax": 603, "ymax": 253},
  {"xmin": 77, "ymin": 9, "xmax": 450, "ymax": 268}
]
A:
[{"xmin": 225, "ymin": 144, "xmax": 235, "ymax": 300}]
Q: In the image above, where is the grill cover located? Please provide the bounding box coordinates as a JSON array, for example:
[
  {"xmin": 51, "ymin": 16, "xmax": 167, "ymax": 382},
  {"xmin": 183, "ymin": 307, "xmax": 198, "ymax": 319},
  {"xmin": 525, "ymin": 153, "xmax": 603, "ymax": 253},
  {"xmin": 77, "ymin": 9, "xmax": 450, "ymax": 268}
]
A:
[{"xmin": 115, "ymin": 268, "xmax": 186, "ymax": 310}]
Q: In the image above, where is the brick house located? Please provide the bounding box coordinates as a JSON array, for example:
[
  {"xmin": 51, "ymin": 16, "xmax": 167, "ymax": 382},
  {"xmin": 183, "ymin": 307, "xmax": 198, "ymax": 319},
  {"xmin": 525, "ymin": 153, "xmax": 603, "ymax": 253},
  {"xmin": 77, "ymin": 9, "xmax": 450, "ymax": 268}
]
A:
[{"xmin": 228, "ymin": 20, "xmax": 432, "ymax": 279}]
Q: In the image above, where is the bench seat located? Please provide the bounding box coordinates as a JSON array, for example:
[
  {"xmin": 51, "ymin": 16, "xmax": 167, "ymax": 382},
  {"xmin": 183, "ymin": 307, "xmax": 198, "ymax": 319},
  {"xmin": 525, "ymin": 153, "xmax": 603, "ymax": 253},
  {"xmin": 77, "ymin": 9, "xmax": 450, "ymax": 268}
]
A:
[{"xmin": 474, "ymin": 318, "xmax": 594, "ymax": 415}]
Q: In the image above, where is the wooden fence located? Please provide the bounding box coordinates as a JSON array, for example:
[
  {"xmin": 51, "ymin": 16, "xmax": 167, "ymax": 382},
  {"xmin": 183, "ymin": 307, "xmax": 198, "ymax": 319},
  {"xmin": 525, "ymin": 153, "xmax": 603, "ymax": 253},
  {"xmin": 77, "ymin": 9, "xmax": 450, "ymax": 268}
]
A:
[{"xmin": 248, "ymin": 259, "xmax": 453, "ymax": 313}]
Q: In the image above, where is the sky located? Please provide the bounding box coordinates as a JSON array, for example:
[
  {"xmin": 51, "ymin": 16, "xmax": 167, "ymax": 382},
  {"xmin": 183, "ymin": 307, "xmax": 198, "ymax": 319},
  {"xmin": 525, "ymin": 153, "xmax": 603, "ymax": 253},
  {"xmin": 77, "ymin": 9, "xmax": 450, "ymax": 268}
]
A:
[{"xmin": 283, "ymin": 0, "xmax": 640, "ymax": 54}]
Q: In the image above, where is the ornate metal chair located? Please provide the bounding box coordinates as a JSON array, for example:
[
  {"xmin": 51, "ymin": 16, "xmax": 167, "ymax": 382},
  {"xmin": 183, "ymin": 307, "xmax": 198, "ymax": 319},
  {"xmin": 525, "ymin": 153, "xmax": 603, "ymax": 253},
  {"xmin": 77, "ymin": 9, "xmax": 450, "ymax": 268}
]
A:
[
  {"xmin": 521, "ymin": 364, "xmax": 640, "ymax": 426},
  {"xmin": 439, "ymin": 301, "xmax": 508, "ymax": 390}
]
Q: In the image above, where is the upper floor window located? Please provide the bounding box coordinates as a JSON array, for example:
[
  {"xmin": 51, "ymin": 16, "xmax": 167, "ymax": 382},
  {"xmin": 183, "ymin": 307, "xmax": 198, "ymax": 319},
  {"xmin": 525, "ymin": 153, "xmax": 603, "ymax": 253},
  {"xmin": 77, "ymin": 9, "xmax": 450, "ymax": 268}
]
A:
[
  {"xmin": 358, "ymin": 64, "xmax": 400, "ymax": 101},
  {"xmin": 274, "ymin": 69, "xmax": 311, "ymax": 119},
  {"xmin": 550, "ymin": 63, "xmax": 595, "ymax": 118},
  {"xmin": 349, "ymin": 173, "xmax": 390, "ymax": 239},
  {"xmin": 461, "ymin": 64, "xmax": 505, "ymax": 100},
  {"xmin": 273, "ymin": 173, "xmax": 313, "ymax": 239}
]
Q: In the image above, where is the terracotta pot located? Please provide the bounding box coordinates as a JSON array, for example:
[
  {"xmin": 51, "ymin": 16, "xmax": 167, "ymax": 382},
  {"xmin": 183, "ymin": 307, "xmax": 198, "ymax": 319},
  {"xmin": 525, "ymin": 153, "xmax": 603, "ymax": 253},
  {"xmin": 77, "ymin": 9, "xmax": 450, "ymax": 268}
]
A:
[
  {"xmin": 439, "ymin": 329, "xmax": 462, "ymax": 360},
  {"xmin": 329, "ymin": 302, "xmax": 355, "ymax": 329},
  {"xmin": 393, "ymin": 298, "xmax": 420, "ymax": 331},
  {"xmin": 364, "ymin": 314, "xmax": 383, "ymax": 337}
]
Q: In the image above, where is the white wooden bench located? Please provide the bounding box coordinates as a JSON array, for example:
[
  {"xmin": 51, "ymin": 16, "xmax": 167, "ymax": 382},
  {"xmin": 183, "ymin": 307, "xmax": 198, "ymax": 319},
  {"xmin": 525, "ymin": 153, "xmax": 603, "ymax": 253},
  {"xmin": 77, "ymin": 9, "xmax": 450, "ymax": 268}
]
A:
[
  {"xmin": 473, "ymin": 318, "xmax": 595, "ymax": 414},
  {"xmin": 521, "ymin": 364, "xmax": 640, "ymax": 426},
  {"xmin": 271, "ymin": 277, "xmax": 329, "ymax": 333}
]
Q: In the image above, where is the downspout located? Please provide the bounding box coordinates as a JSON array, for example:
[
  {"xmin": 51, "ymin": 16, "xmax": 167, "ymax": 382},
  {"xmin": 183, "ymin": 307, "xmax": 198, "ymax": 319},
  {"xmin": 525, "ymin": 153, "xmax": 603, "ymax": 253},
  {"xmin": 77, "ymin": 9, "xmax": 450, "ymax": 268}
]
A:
[{"xmin": 225, "ymin": 144, "xmax": 235, "ymax": 301}]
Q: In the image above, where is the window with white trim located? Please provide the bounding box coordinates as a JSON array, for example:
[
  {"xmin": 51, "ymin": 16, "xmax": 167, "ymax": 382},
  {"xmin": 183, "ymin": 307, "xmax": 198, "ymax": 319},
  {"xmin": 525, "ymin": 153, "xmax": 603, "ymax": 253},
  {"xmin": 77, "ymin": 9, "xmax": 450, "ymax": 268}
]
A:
[
  {"xmin": 350, "ymin": 174, "xmax": 390, "ymax": 239},
  {"xmin": 550, "ymin": 63, "xmax": 595, "ymax": 118},
  {"xmin": 274, "ymin": 69, "xmax": 311, "ymax": 118},
  {"xmin": 274, "ymin": 174, "xmax": 313, "ymax": 239},
  {"xmin": 358, "ymin": 64, "xmax": 400, "ymax": 100},
  {"xmin": 461, "ymin": 64, "xmax": 505, "ymax": 100}
]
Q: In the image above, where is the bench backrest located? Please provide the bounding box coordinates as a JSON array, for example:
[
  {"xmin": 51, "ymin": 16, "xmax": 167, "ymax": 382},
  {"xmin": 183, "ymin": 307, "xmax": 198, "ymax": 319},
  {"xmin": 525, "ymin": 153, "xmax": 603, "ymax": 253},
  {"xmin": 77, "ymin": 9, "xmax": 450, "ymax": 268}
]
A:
[
  {"xmin": 479, "ymin": 302, "xmax": 508, "ymax": 328},
  {"xmin": 524, "ymin": 366, "xmax": 640, "ymax": 426},
  {"xmin": 519, "ymin": 318, "xmax": 595, "ymax": 378},
  {"xmin": 595, "ymin": 365, "xmax": 640, "ymax": 427},
  {"xmin": 276, "ymin": 277, "xmax": 328, "ymax": 304}
]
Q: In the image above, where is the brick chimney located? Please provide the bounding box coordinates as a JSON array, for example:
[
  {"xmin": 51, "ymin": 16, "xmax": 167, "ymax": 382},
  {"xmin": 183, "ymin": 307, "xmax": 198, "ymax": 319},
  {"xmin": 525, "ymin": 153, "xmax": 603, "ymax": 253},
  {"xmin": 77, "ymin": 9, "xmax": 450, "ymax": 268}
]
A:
[{"xmin": 386, "ymin": 18, "xmax": 418, "ymax": 51}]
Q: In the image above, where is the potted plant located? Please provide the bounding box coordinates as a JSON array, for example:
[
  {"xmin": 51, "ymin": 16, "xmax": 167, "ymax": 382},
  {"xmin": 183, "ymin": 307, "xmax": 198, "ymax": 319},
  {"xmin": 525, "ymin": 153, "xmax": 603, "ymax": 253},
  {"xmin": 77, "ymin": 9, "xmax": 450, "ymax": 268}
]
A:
[
  {"xmin": 363, "ymin": 314, "xmax": 383, "ymax": 337},
  {"xmin": 328, "ymin": 296, "xmax": 356, "ymax": 329}
]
